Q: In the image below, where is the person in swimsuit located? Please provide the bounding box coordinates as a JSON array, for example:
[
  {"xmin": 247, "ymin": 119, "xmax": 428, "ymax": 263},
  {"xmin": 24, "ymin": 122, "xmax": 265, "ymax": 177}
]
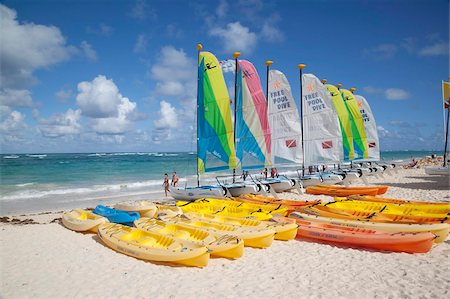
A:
[
  {"xmin": 163, "ymin": 173, "xmax": 169, "ymax": 197},
  {"xmin": 172, "ymin": 171, "xmax": 179, "ymax": 187}
]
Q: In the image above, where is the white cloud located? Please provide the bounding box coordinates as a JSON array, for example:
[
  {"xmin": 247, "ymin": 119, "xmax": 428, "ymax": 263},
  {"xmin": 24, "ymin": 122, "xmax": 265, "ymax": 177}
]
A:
[
  {"xmin": 55, "ymin": 89, "xmax": 72, "ymax": 102},
  {"xmin": 90, "ymin": 98, "xmax": 136, "ymax": 134},
  {"xmin": 154, "ymin": 100, "xmax": 178, "ymax": 129},
  {"xmin": 76, "ymin": 75, "xmax": 125, "ymax": 118},
  {"xmin": 75, "ymin": 75, "xmax": 138, "ymax": 135},
  {"xmin": 377, "ymin": 125, "xmax": 391, "ymax": 138},
  {"xmin": 86, "ymin": 23, "xmax": 113, "ymax": 36},
  {"xmin": 0, "ymin": 4, "xmax": 74, "ymax": 88},
  {"xmin": 220, "ymin": 59, "xmax": 236, "ymax": 74},
  {"xmin": 216, "ymin": 0, "xmax": 229, "ymax": 18},
  {"xmin": 419, "ymin": 41, "xmax": 449, "ymax": 56},
  {"xmin": 0, "ymin": 109, "xmax": 27, "ymax": 134},
  {"xmin": 385, "ymin": 88, "xmax": 410, "ymax": 100},
  {"xmin": 128, "ymin": 0, "xmax": 156, "ymax": 21},
  {"xmin": 363, "ymin": 86, "xmax": 410, "ymax": 100},
  {"xmin": 39, "ymin": 109, "xmax": 81, "ymax": 138},
  {"xmin": 155, "ymin": 81, "xmax": 185, "ymax": 96},
  {"xmin": 152, "ymin": 100, "xmax": 179, "ymax": 143},
  {"xmin": 149, "ymin": 46, "xmax": 196, "ymax": 97},
  {"xmin": 364, "ymin": 44, "xmax": 398, "ymax": 59},
  {"xmin": 80, "ymin": 41, "xmax": 97, "ymax": 61},
  {"xmin": 0, "ymin": 88, "xmax": 33, "ymax": 107},
  {"xmin": 209, "ymin": 22, "xmax": 258, "ymax": 54},
  {"xmin": 133, "ymin": 33, "xmax": 148, "ymax": 53},
  {"xmin": 260, "ymin": 14, "xmax": 284, "ymax": 42}
]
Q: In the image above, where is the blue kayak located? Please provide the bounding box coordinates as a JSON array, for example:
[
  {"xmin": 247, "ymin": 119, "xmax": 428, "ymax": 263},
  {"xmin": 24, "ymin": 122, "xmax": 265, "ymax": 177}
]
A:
[{"xmin": 93, "ymin": 205, "xmax": 140, "ymax": 226}]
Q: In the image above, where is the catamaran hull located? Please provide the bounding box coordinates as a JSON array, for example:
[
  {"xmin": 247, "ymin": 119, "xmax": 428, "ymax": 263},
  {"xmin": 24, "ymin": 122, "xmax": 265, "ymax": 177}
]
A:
[
  {"xmin": 170, "ymin": 186, "xmax": 227, "ymax": 201},
  {"xmin": 226, "ymin": 183, "xmax": 268, "ymax": 197},
  {"xmin": 259, "ymin": 178, "xmax": 295, "ymax": 192},
  {"xmin": 297, "ymin": 176, "xmax": 323, "ymax": 187}
]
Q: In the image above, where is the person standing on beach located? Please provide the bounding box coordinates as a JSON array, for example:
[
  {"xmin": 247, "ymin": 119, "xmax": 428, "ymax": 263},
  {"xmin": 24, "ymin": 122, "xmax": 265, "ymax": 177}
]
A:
[
  {"xmin": 270, "ymin": 168, "xmax": 278, "ymax": 178},
  {"xmin": 163, "ymin": 173, "xmax": 169, "ymax": 197},
  {"xmin": 172, "ymin": 171, "xmax": 179, "ymax": 187},
  {"xmin": 262, "ymin": 168, "xmax": 268, "ymax": 179}
]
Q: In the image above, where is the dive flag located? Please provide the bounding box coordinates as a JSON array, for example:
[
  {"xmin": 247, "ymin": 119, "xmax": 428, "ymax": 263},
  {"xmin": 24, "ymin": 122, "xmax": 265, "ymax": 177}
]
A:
[
  {"xmin": 322, "ymin": 140, "xmax": 333, "ymax": 149},
  {"xmin": 285, "ymin": 139, "xmax": 297, "ymax": 148}
]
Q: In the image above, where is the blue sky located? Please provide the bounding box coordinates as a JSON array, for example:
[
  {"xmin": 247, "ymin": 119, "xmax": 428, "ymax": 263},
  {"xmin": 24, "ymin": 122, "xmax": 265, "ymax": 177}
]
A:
[{"xmin": 0, "ymin": 0, "xmax": 448, "ymax": 153}]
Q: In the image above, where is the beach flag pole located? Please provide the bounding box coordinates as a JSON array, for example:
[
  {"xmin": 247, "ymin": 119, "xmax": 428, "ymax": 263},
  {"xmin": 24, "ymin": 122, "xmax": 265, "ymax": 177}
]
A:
[
  {"xmin": 349, "ymin": 87, "xmax": 357, "ymax": 169},
  {"xmin": 298, "ymin": 64, "xmax": 306, "ymax": 176},
  {"xmin": 443, "ymin": 78, "xmax": 450, "ymax": 167},
  {"xmin": 265, "ymin": 60, "xmax": 273, "ymax": 108},
  {"xmin": 196, "ymin": 43, "xmax": 202, "ymax": 187},
  {"xmin": 336, "ymin": 83, "xmax": 347, "ymax": 169},
  {"xmin": 232, "ymin": 51, "xmax": 241, "ymax": 183}
]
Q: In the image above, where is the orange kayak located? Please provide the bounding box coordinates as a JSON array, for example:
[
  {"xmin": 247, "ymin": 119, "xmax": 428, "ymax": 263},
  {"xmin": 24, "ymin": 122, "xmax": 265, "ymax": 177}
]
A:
[
  {"xmin": 298, "ymin": 205, "xmax": 450, "ymax": 224},
  {"xmin": 348, "ymin": 195, "xmax": 450, "ymax": 205},
  {"xmin": 274, "ymin": 216, "xmax": 435, "ymax": 253},
  {"xmin": 306, "ymin": 184, "xmax": 388, "ymax": 196}
]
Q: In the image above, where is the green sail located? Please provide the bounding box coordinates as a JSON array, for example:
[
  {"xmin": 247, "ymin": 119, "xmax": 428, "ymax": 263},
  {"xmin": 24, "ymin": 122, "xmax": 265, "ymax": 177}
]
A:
[
  {"xmin": 326, "ymin": 84, "xmax": 354, "ymax": 160},
  {"xmin": 341, "ymin": 89, "xmax": 369, "ymax": 160}
]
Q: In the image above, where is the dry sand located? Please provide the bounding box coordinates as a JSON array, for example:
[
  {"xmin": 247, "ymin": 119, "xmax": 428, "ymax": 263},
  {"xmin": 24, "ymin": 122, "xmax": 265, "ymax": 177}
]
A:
[{"xmin": 1, "ymin": 168, "xmax": 449, "ymax": 299}]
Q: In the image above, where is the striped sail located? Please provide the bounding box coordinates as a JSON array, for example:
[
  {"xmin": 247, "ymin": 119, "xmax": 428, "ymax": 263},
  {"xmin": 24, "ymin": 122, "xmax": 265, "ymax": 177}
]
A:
[
  {"xmin": 341, "ymin": 89, "xmax": 369, "ymax": 160},
  {"xmin": 326, "ymin": 84, "xmax": 354, "ymax": 160},
  {"xmin": 302, "ymin": 74, "xmax": 343, "ymax": 166},
  {"xmin": 235, "ymin": 60, "xmax": 272, "ymax": 169},
  {"xmin": 197, "ymin": 52, "xmax": 237, "ymax": 173},
  {"xmin": 355, "ymin": 94, "xmax": 380, "ymax": 161},
  {"xmin": 267, "ymin": 69, "xmax": 302, "ymax": 164}
]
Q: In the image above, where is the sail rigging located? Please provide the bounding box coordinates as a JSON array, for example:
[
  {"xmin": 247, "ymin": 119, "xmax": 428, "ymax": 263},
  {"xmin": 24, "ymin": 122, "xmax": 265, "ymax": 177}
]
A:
[
  {"xmin": 326, "ymin": 84, "xmax": 354, "ymax": 161},
  {"xmin": 235, "ymin": 60, "xmax": 272, "ymax": 170},
  {"xmin": 355, "ymin": 94, "xmax": 380, "ymax": 161},
  {"xmin": 341, "ymin": 89, "xmax": 369, "ymax": 160},
  {"xmin": 197, "ymin": 51, "xmax": 237, "ymax": 173},
  {"xmin": 267, "ymin": 69, "xmax": 303, "ymax": 164},
  {"xmin": 302, "ymin": 74, "xmax": 343, "ymax": 166}
]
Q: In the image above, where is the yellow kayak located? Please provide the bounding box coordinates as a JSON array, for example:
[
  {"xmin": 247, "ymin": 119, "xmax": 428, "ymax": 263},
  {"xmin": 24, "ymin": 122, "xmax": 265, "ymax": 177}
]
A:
[
  {"xmin": 177, "ymin": 201, "xmax": 273, "ymax": 221},
  {"xmin": 134, "ymin": 218, "xmax": 244, "ymax": 259},
  {"xmin": 325, "ymin": 200, "xmax": 450, "ymax": 218},
  {"xmin": 167, "ymin": 215, "xmax": 276, "ymax": 248},
  {"xmin": 184, "ymin": 212, "xmax": 298, "ymax": 241},
  {"xmin": 114, "ymin": 201, "xmax": 158, "ymax": 218},
  {"xmin": 154, "ymin": 204, "xmax": 183, "ymax": 219},
  {"xmin": 199, "ymin": 198, "xmax": 289, "ymax": 216},
  {"xmin": 62, "ymin": 209, "xmax": 109, "ymax": 233},
  {"xmin": 97, "ymin": 223, "xmax": 210, "ymax": 267},
  {"xmin": 290, "ymin": 211, "xmax": 449, "ymax": 243}
]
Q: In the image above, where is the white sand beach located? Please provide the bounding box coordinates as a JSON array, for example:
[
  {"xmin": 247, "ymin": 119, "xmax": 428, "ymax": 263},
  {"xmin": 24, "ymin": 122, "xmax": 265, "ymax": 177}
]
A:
[{"xmin": 1, "ymin": 167, "xmax": 449, "ymax": 299}]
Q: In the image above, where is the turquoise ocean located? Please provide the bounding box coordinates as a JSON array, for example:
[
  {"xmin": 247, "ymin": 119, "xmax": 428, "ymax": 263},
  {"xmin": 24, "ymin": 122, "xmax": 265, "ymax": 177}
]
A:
[{"xmin": 0, "ymin": 151, "xmax": 442, "ymax": 215}]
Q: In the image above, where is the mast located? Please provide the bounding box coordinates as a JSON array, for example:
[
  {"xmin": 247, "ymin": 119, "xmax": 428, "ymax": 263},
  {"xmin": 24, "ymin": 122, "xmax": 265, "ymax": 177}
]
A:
[
  {"xmin": 444, "ymin": 78, "xmax": 450, "ymax": 167},
  {"xmin": 298, "ymin": 64, "xmax": 306, "ymax": 175},
  {"xmin": 196, "ymin": 43, "xmax": 202, "ymax": 187},
  {"xmin": 265, "ymin": 60, "xmax": 273, "ymax": 108},
  {"xmin": 232, "ymin": 51, "xmax": 241, "ymax": 182},
  {"xmin": 349, "ymin": 87, "xmax": 357, "ymax": 169}
]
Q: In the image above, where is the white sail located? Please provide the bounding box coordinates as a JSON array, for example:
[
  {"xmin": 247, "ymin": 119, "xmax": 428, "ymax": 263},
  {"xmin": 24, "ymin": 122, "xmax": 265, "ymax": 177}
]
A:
[
  {"xmin": 267, "ymin": 69, "xmax": 303, "ymax": 164},
  {"xmin": 355, "ymin": 94, "xmax": 380, "ymax": 161},
  {"xmin": 302, "ymin": 73, "xmax": 343, "ymax": 166}
]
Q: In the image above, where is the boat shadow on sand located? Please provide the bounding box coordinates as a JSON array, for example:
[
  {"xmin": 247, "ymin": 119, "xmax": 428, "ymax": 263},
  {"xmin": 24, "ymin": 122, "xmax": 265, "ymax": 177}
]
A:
[{"xmin": 386, "ymin": 176, "xmax": 450, "ymax": 193}]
